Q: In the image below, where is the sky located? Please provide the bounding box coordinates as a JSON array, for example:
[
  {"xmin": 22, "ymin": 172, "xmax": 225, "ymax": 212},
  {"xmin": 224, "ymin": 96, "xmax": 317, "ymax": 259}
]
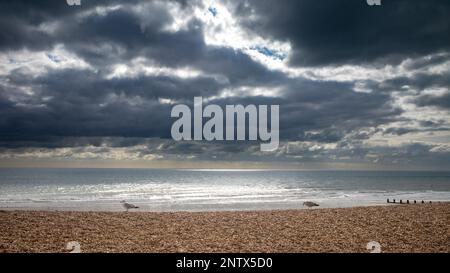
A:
[{"xmin": 0, "ymin": 0, "xmax": 449, "ymax": 170}]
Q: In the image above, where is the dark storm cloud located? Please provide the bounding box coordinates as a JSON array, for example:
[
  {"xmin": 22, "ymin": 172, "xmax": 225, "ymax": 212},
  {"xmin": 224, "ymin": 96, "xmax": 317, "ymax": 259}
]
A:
[
  {"xmin": 0, "ymin": 136, "xmax": 147, "ymax": 149},
  {"xmin": 279, "ymin": 79, "xmax": 402, "ymax": 141},
  {"xmin": 204, "ymin": 78, "xmax": 402, "ymax": 143},
  {"xmin": 0, "ymin": 0, "xmax": 284, "ymax": 87},
  {"xmin": 0, "ymin": 0, "xmax": 449, "ymax": 168},
  {"xmin": 377, "ymin": 71, "xmax": 450, "ymax": 93},
  {"xmin": 0, "ymin": 66, "xmax": 402, "ymax": 146},
  {"xmin": 357, "ymin": 54, "xmax": 450, "ymax": 101},
  {"xmin": 403, "ymin": 53, "xmax": 450, "ymax": 71},
  {"xmin": 0, "ymin": 0, "xmax": 126, "ymax": 50},
  {"xmin": 58, "ymin": 7, "xmax": 286, "ymax": 86},
  {"xmin": 231, "ymin": 0, "xmax": 450, "ymax": 67},
  {"xmin": 0, "ymin": 0, "xmax": 70, "ymax": 50},
  {"xmin": 30, "ymin": 68, "xmax": 226, "ymax": 100},
  {"xmin": 0, "ymin": 67, "xmax": 232, "ymax": 143},
  {"xmin": 414, "ymin": 92, "xmax": 450, "ymax": 110},
  {"xmin": 383, "ymin": 126, "xmax": 450, "ymax": 136},
  {"xmin": 0, "ymin": 0, "xmax": 184, "ymax": 51},
  {"xmin": 0, "ymin": 0, "xmax": 290, "ymax": 147}
]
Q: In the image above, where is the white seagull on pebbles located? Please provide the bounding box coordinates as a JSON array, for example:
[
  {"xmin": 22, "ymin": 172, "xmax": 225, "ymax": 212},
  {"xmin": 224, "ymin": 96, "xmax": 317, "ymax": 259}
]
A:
[
  {"xmin": 303, "ymin": 201, "xmax": 319, "ymax": 208},
  {"xmin": 120, "ymin": 200, "xmax": 139, "ymax": 212}
]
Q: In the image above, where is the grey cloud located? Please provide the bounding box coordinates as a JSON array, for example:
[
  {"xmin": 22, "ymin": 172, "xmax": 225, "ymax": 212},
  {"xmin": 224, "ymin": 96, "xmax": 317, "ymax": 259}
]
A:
[
  {"xmin": 60, "ymin": 8, "xmax": 286, "ymax": 86},
  {"xmin": 0, "ymin": 66, "xmax": 404, "ymax": 148},
  {"xmin": 280, "ymin": 79, "xmax": 402, "ymax": 141},
  {"xmin": 379, "ymin": 72, "xmax": 450, "ymax": 92},
  {"xmin": 414, "ymin": 92, "xmax": 450, "ymax": 109},
  {"xmin": 0, "ymin": 0, "xmax": 449, "ymax": 168},
  {"xmin": 230, "ymin": 0, "xmax": 450, "ymax": 67}
]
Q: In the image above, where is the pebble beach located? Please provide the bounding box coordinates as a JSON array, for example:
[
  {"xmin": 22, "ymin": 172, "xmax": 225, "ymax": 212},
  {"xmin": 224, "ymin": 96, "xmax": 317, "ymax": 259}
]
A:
[{"xmin": 0, "ymin": 204, "xmax": 449, "ymax": 253}]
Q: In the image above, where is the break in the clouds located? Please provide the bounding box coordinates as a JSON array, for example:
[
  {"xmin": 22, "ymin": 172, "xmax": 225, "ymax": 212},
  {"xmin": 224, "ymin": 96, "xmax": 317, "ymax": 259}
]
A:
[{"xmin": 0, "ymin": 0, "xmax": 449, "ymax": 169}]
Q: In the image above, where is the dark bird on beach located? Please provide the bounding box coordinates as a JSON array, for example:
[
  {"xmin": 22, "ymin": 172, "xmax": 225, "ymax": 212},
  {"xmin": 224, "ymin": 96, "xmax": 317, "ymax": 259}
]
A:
[
  {"xmin": 303, "ymin": 201, "xmax": 319, "ymax": 208},
  {"xmin": 120, "ymin": 200, "xmax": 139, "ymax": 212}
]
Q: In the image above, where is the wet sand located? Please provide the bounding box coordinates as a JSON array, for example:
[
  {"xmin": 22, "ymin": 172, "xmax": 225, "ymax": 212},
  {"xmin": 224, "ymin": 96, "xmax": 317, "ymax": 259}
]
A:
[{"xmin": 0, "ymin": 204, "xmax": 449, "ymax": 253}]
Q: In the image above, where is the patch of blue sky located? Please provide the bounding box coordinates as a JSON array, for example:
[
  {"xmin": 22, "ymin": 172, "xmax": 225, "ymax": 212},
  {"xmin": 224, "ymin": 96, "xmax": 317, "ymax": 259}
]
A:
[
  {"xmin": 46, "ymin": 53, "xmax": 61, "ymax": 63},
  {"xmin": 251, "ymin": 46, "xmax": 286, "ymax": 60},
  {"xmin": 208, "ymin": 7, "xmax": 218, "ymax": 17}
]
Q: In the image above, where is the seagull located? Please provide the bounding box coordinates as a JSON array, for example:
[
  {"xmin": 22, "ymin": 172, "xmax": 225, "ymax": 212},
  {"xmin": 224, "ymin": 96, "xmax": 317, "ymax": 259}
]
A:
[
  {"xmin": 303, "ymin": 201, "xmax": 319, "ymax": 208},
  {"xmin": 120, "ymin": 200, "xmax": 139, "ymax": 212}
]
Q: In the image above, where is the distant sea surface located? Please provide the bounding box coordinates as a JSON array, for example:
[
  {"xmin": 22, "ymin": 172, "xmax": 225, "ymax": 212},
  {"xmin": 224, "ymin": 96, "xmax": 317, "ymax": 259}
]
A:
[{"xmin": 0, "ymin": 168, "xmax": 449, "ymax": 211}]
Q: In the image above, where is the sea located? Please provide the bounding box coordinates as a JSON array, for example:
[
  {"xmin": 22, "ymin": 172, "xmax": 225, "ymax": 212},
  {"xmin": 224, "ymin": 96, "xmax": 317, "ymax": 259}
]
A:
[{"xmin": 0, "ymin": 168, "xmax": 449, "ymax": 211}]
